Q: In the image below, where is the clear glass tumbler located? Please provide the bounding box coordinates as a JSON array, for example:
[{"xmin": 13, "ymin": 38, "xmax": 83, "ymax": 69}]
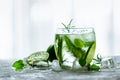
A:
[{"xmin": 54, "ymin": 28, "xmax": 96, "ymax": 70}]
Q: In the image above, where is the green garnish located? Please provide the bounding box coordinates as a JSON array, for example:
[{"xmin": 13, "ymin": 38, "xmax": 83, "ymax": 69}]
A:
[
  {"xmin": 46, "ymin": 44, "xmax": 57, "ymax": 62},
  {"xmin": 64, "ymin": 35, "xmax": 88, "ymax": 67},
  {"xmin": 12, "ymin": 60, "xmax": 26, "ymax": 71},
  {"xmin": 87, "ymin": 54, "xmax": 102, "ymax": 71},
  {"xmin": 12, "ymin": 51, "xmax": 50, "ymax": 71},
  {"xmin": 62, "ymin": 19, "xmax": 74, "ymax": 32},
  {"xmin": 88, "ymin": 64, "xmax": 100, "ymax": 71},
  {"xmin": 55, "ymin": 34, "xmax": 63, "ymax": 65},
  {"xmin": 85, "ymin": 42, "xmax": 96, "ymax": 65},
  {"xmin": 93, "ymin": 54, "xmax": 102, "ymax": 64},
  {"xmin": 74, "ymin": 38, "xmax": 84, "ymax": 48},
  {"xmin": 64, "ymin": 35, "xmax": 84, "ymax": 59},
  {"xmin": 78, "ymin": 42, "xmax": 96, "ymax": 67},
  {"xmin": 79, "ymin": 59, "xmax": 86, "ymax": 67}
]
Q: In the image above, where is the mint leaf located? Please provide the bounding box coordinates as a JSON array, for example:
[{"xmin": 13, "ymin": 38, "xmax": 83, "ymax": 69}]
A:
[
  {"xmin": 74, "ymin": 38, "xmax": 84, "ymax": 48},
  {"xmin": 12, "ymin": 60, "xmax": 25, "ymax": 71},
  {"xmin": 88, "ymin": 64, "xmax": 100, "ymax": 71}
]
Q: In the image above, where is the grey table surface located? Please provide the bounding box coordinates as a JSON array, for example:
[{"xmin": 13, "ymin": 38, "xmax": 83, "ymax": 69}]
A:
[{"xmin": 0, "ymin": 60, "xmax": 120, "ymax": 80}]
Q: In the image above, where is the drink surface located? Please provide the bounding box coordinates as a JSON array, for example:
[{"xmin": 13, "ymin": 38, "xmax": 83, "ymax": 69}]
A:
[{"xmin": 54, "ymin": 28, "xmax": 96, "ymax": 69}]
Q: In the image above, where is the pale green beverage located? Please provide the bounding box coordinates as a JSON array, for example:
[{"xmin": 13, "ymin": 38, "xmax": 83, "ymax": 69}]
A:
[{"xmin": 54, "ymin": 28, "xmax": 96, "ymax": 69}]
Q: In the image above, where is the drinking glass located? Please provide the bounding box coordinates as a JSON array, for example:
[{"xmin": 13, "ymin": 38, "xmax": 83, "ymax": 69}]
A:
[{"xmin": 54, "ymin": 28, "xmax": 96, "ymax": 70}]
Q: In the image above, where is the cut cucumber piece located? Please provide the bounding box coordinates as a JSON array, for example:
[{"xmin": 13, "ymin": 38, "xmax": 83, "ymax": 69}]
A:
[
  {"xmin": 26, "ymin": 51, "xmax": 49, "ymax": 65},
  {"xmin": 86, "ymin": 42, "xmax": 96, "ymax": 65}
]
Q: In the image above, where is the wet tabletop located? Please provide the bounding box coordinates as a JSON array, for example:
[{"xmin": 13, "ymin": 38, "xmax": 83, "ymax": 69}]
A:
[{"xmin": 0, "ymin": 60, "xmax": 120, "ymax": 80}]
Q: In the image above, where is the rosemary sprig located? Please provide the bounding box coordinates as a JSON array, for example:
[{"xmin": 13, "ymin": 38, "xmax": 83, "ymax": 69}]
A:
[
  {"xmin": 61, "ymin": 19, "xmax": 74, "ymax": 32},
  {"xmin": 93, "ymin": 54, "xmax": 102, "ymax": 64}
]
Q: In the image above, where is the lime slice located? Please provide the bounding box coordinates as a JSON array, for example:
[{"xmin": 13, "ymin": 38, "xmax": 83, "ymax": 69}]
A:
[
  {"xmin": 74, "ymin": 38, "xmax": 84, "ymax": 48},
  {"xmin": 86, "ymin": 42, "xmax": 96, "ymax": 65},
  {"xmin": 26, "ymin": 51, "xmax": 49, "ymax": 65}
]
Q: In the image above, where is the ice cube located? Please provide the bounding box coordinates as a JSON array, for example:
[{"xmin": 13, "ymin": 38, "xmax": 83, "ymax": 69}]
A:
[
  {"xmin": 51, "ymin": 60, "xmax": 62, "ymax": 71},
  {"xmin": 72, "ymin": 59, "xmax": 81, "ymax": 70},
  {"xmin": 101, "ymin": 57, "xmax": 115, "ymax": 68},
  {"xmin": 111, "ymin": 55, "xmax": 120, "ymax": 69}
]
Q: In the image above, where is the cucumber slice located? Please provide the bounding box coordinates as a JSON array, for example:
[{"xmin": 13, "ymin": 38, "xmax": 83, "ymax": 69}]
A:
[
  {"xmin": 26, "ymin": 51, "xmax": 49, "ymax": 65},
  {"xmin": 86, "ymin": 42, "xmax": 96, "ymax": 65}
]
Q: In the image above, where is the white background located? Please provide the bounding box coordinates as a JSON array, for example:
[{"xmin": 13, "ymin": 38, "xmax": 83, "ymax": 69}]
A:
[{"xmin": 0, "ymin": 0, "xmax": 120, "ymax": 59}]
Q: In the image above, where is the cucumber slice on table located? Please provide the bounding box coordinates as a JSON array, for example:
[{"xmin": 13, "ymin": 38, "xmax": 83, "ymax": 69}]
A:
[{"xmin": 26, "ymin": 51, "xmax": 49, "ymax": 65}]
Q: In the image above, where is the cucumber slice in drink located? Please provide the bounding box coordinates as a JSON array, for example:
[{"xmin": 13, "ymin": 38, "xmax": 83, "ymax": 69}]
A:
[
  {"xmin": 26, "ymin": 51, "xmax": 49, "ymax": 65},
  {"xmin": 79, "ymin": 42, "xmax": 96, "ymax": 67},
  {"xmin": 86, "ymin": 42, "xmax": 96, "ymax": 65}
]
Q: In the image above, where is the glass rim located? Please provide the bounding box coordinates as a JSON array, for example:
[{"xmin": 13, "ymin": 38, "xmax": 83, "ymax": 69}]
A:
[
  {"xmin": 55, "ymin": 27, "xmax": 95, "ymax": 34},
  {"xmin": 56, "ymin": 27, "xmax": 95, "ymax": 29}
]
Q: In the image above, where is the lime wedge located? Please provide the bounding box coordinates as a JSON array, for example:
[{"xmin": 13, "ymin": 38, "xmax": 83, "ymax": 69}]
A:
[
  {"xmin": 26, "ymin": 51, "xmax": 49, "ymax": 65},
  {"xmin": 86, "ymin": 42, "xmax": 96, "ymax": 65}
]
